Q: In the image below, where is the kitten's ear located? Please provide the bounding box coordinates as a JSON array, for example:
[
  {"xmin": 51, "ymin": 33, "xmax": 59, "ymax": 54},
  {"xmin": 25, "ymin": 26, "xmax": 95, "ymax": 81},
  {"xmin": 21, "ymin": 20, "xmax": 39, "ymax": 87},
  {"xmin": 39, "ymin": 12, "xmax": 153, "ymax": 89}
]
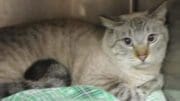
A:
[
  {"xmin": 148, "ymin": 1, "xmax": 167, "ymax": 23},
  {"xmin": 99, "ymin": 16, "xmax": 117, "ymax": 28}
]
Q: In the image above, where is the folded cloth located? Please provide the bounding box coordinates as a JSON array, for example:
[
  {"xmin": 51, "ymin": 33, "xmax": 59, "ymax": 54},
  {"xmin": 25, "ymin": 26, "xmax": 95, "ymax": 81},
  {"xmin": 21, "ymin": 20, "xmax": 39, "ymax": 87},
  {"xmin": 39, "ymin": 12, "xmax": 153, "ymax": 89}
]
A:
[
  {"xmin": 2, "ymin": 86, "xmax": 166, "ymax": 101},
  {"xmin": 2, "ymin": 86, "xmax": 118, "ymax": 101}
]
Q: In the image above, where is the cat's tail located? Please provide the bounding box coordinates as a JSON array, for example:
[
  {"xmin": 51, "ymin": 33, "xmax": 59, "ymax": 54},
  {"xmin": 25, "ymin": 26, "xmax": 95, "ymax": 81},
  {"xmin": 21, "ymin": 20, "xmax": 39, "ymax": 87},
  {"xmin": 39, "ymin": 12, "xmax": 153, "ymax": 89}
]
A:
[
  {"xmin": 0, "ymin": 77, "xmax": 69, "ymax": 99},
  {"xmin": 0, "ymin": 80, "xmax": 32, "ymax": 98},
  {"xmin": 0, "ymin": 59, "xmax": 71, "ymax": 99}
]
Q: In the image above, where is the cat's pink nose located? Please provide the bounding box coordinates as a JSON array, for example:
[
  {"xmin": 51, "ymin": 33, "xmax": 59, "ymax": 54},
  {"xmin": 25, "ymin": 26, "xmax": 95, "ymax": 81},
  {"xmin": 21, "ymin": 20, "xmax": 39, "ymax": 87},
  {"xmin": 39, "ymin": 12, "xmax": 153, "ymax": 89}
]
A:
[{"xmin": 138, "ymin": 55, "xmax": 147, "ymax": 62}]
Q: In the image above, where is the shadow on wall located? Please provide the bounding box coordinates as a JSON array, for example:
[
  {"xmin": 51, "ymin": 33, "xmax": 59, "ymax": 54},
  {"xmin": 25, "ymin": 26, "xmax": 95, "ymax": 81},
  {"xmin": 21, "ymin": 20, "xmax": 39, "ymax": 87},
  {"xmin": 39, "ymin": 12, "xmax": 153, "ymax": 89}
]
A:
[
  {"xmin": 0, "ymin": 0, "xmax": 165, "ymax": 27},
  {"xmin": 0, "ymin": 0, "xmax": 129, "ymax": 27},
  {"xmin": 136, "ymin": 0, "xmax": 165, "ymax": 11}
]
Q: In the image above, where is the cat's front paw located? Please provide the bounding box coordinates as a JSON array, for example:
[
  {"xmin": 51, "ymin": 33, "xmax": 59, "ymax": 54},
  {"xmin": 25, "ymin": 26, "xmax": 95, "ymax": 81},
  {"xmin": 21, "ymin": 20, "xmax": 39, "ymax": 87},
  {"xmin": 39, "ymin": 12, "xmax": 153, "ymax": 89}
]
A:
[
  {"xmin": 137, "ymin": 74, "xmax": 164, "ymax": 96},
  {"xmin": 109, "ymin": 83, "xmax": 145, "ymax": 101},
  {"xmin": 108, "ymin": 83, "xmax": 129, "ymax": 101},
  {"xmin": 133, "ymin": 87, "xmax": 148, "ymax": 101}
]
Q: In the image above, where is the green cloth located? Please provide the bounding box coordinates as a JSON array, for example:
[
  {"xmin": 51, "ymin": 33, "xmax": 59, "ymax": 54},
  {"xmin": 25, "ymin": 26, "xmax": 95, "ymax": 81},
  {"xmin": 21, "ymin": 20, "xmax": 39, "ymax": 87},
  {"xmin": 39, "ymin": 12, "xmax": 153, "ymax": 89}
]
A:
[
  {"xmin": 2, "ymin": 86, "xmax": 118, "ymax": 101},
  {"xmin": 2, "ymin": 86, "xmax": 166, "ymax": 101}
]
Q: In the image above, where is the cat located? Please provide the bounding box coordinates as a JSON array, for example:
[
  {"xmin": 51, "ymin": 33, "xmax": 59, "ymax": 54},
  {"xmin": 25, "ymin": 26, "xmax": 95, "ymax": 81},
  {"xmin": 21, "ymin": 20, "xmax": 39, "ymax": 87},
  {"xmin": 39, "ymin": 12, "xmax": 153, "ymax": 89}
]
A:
[{"xmin": 0, "ymin": 1, "xmax": 168, "ymax": 101}]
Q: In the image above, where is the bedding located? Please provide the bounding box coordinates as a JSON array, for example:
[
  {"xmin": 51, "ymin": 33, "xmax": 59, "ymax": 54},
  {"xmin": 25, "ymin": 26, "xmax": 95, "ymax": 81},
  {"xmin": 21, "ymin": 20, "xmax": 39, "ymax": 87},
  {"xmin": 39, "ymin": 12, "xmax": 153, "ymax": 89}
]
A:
[{"xmin": 2, "ymin": 86, "xmax": 166, "ymax": 101}]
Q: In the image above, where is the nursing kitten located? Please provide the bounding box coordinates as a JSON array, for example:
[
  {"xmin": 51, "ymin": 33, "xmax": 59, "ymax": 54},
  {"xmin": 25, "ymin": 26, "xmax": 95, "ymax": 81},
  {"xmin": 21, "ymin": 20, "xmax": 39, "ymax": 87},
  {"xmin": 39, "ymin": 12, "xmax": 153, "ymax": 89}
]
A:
[{"xmin": 0, "ymin": 2, "xmax": 168, "ymax": 101}]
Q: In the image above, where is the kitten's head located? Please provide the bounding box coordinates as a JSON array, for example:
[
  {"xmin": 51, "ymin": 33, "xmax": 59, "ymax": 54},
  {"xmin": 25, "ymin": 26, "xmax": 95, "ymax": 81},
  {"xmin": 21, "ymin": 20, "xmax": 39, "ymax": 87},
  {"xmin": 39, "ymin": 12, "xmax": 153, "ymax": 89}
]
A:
[{"xmin": 101, "ymin": 2, "xmax": 168, "ymax": 69}]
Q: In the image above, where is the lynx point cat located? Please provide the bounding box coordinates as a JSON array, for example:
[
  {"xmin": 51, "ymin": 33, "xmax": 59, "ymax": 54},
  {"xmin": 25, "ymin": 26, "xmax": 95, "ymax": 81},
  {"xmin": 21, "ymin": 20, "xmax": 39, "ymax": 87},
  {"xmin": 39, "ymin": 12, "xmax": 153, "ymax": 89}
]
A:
[
  {"xmin": 99, "ymin": 2, "xmax": 168, "ymax": 100},
  {"xmin": 0, "ymin": 1, "xmax": 168, "ymax": 101}
]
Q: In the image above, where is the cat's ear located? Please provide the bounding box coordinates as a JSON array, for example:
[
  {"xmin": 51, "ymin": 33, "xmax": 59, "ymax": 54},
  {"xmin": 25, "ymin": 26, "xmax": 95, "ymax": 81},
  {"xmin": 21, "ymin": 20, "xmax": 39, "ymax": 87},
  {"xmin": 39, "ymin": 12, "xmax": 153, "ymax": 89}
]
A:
[
  {"xmin": 99, "ymin": 16, "xmax": 117, "ymax": 28},
  {"xmin": 148, "ymin": 1, "xmax": 167, "ymax": 23}
]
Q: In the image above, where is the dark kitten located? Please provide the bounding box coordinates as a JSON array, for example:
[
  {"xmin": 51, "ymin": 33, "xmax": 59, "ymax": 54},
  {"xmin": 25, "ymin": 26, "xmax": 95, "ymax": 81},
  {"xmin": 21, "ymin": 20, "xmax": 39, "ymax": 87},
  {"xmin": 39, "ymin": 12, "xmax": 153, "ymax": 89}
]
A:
[{"xmin": 0, "ymin": 59, "xmax": 71, "ymax": 99}]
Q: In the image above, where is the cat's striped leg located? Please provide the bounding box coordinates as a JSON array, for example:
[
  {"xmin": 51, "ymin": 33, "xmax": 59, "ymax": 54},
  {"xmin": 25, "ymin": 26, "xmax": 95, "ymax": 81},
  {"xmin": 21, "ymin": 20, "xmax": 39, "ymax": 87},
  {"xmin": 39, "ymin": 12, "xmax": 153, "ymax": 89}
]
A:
[{"xmin": 108, "ymin": 83, "xmax": 146, "ymax": 101}]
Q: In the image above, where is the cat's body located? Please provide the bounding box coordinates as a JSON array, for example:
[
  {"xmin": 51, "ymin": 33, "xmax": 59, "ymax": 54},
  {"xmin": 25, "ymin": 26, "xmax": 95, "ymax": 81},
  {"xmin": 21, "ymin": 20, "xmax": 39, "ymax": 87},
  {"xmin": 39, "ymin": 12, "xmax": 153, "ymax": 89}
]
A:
[
  {"xmin": 0, "ymin": 2, "xmax": 168, "ymax": 101},
  {"xmin": 0, "ymin": 19, "xmax": 104, "ymax": 84}
]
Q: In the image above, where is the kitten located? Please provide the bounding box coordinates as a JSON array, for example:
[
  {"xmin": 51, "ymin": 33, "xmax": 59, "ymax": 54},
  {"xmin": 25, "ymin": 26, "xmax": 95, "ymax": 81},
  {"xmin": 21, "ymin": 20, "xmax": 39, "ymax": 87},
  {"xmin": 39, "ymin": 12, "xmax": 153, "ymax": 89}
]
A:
[{"xmin": 0, "ymin": 2, "xmax": 168, "ymax": 101}]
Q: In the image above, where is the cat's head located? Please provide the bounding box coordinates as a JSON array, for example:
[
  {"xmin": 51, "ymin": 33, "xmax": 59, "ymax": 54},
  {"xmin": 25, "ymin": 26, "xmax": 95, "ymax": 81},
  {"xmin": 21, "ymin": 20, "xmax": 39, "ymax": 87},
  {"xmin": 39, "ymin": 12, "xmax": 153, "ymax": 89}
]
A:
[{"xmin": 100, "ymin": 2, "xmax": 168, "ymax": 69}]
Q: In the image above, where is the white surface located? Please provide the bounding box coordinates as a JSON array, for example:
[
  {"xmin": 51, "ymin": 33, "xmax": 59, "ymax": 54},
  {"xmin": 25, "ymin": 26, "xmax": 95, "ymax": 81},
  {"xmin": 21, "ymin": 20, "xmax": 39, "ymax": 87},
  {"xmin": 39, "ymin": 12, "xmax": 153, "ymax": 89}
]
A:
[{"xmin": 146, "ymin": 90, "xmax": 166, "ymax": 101}]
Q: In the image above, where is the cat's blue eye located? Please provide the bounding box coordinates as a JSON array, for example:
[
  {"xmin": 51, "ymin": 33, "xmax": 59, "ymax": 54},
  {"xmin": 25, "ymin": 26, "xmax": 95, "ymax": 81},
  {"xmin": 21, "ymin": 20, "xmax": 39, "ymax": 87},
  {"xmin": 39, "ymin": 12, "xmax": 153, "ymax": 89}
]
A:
[
  {"xmin": 148, "ymin": 34, "xmax": 158, "ymax": 43},
  {"xmin": 123, "ymin": 37, "xmax": 132, "ymax": 46}
]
